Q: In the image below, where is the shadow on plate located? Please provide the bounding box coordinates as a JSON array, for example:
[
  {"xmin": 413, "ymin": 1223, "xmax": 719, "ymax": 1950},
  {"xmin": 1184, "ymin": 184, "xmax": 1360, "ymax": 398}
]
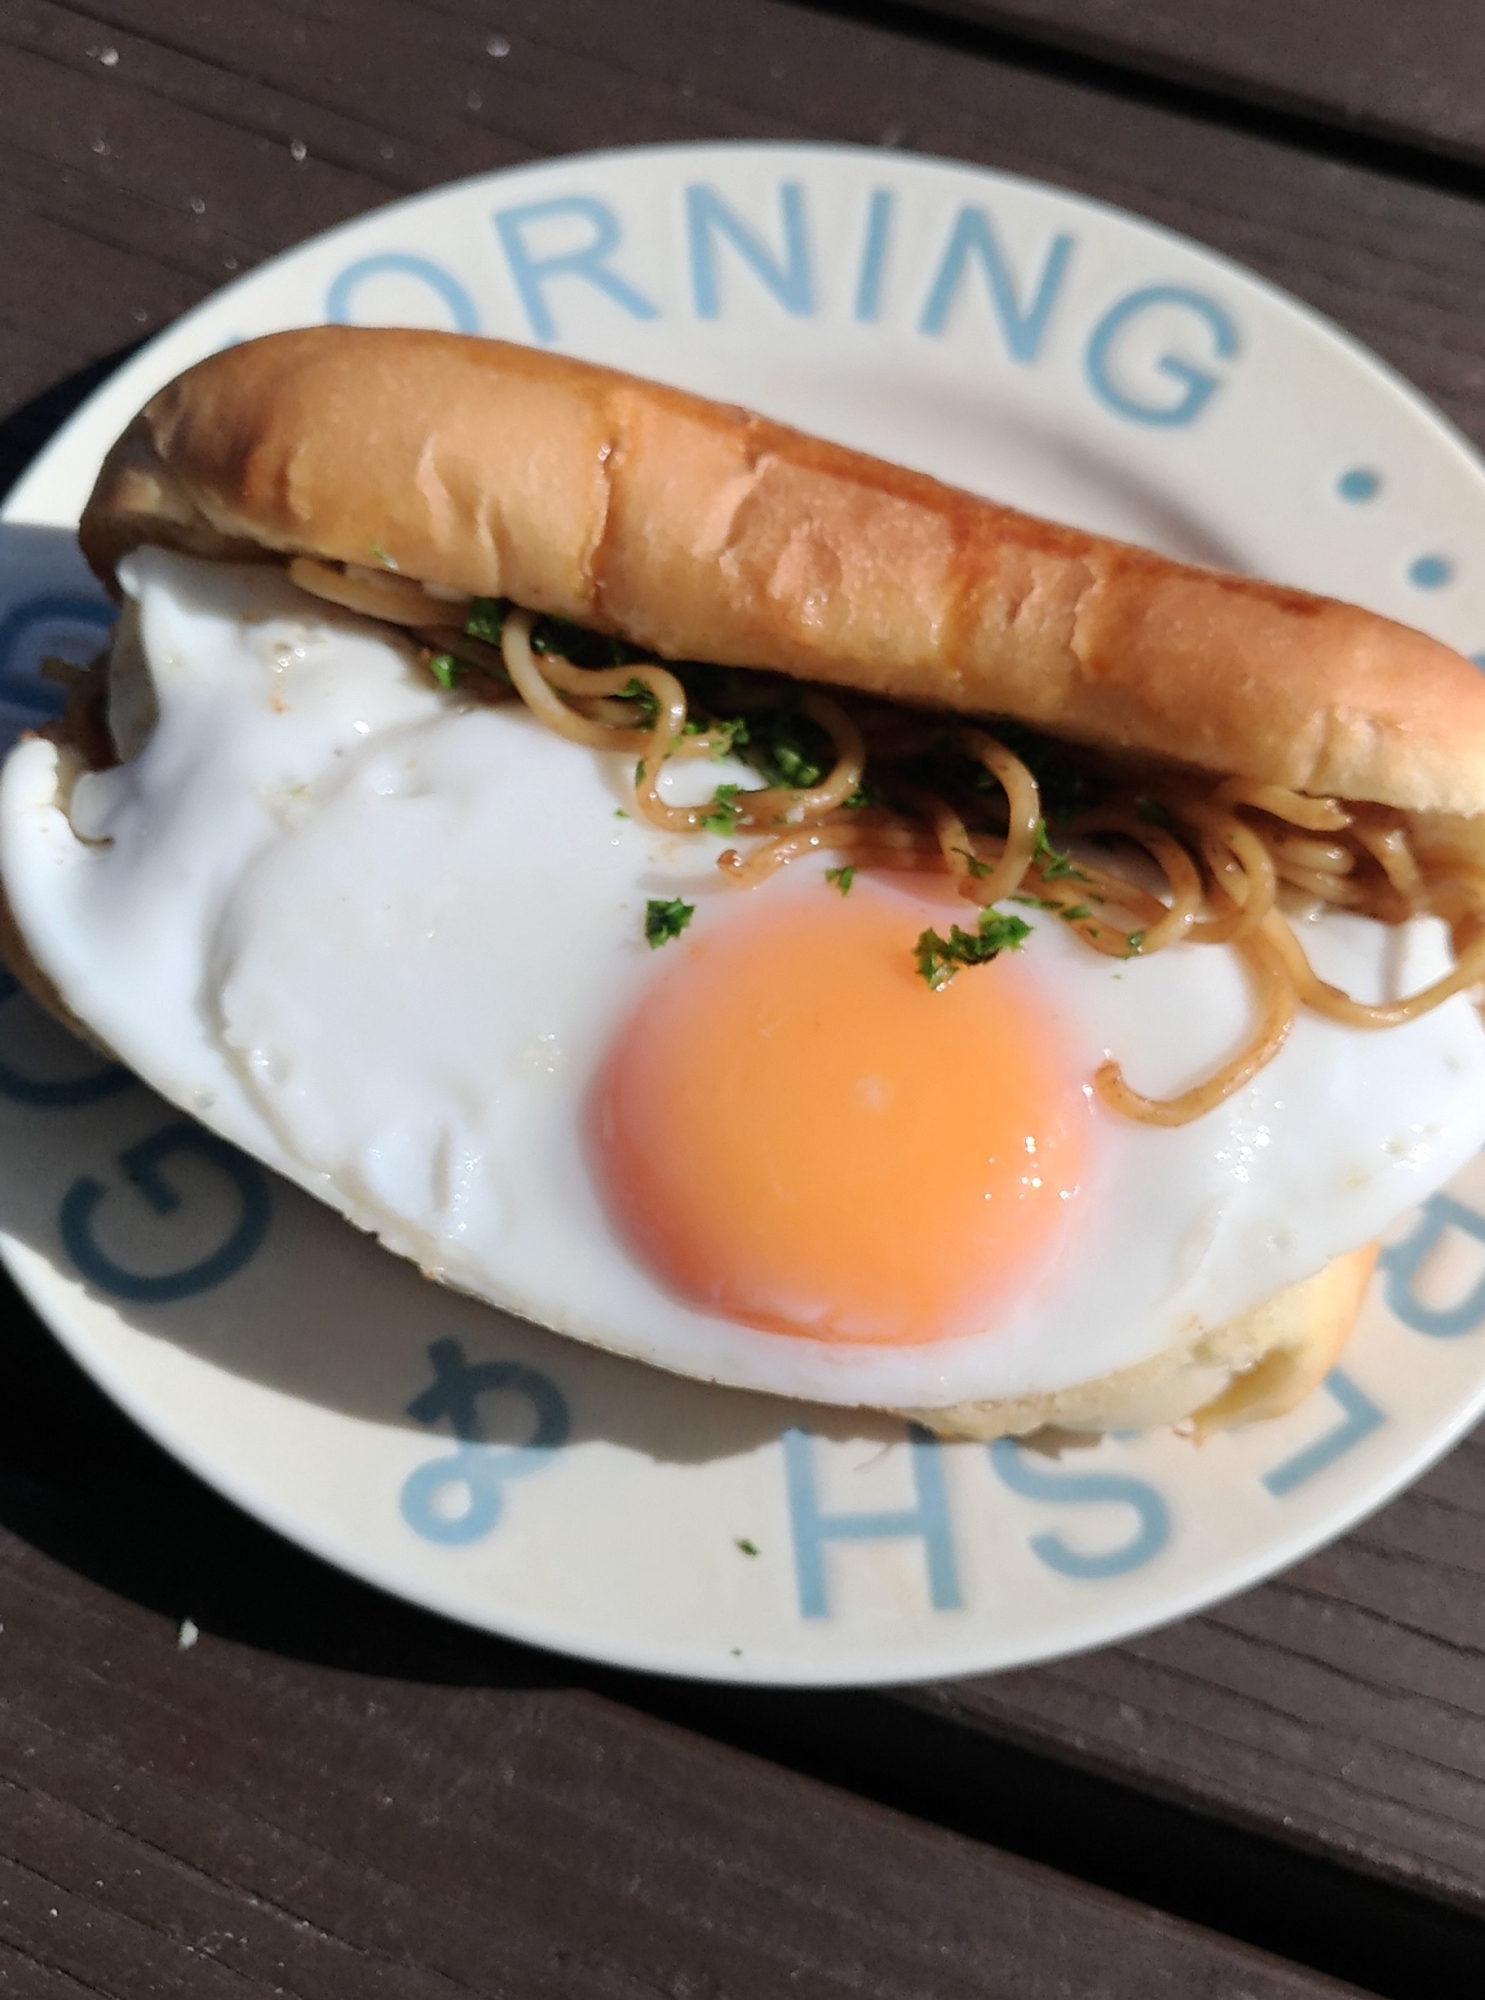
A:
[
  {"xmin": 0, "ymin": 986, "xmax": 907, "ymax": 1467},
  {"xmin": 0, "ymin": 516, "xmax": 905, "ymax": 1473},
  {"xmin": 0, "ymin": 1247, "xmax": 579, "ymax": 1686},
  {"xmin": 0, "ymin": 1006, "xmax": 906, "ymax": 1684}
]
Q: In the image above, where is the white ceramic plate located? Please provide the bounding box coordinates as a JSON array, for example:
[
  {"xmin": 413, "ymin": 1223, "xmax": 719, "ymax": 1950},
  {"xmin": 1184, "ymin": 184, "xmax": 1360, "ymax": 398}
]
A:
[{"xmin": 4, "ymin": 141, "xmax": 1485, "ymax": 1687}]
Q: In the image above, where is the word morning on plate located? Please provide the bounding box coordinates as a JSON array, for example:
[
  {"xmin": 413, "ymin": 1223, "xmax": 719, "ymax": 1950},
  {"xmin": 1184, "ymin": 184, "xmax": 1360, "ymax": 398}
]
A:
[{"xmin": 322, "ymin": 177, "xmax": 1238, "ymax": 431}]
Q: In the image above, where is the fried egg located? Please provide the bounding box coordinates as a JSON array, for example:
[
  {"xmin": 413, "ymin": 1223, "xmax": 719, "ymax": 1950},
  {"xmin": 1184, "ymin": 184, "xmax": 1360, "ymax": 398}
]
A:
[{"xmin": 4, "ymin": 549, "xmax": 1485, "ymax": 1410}]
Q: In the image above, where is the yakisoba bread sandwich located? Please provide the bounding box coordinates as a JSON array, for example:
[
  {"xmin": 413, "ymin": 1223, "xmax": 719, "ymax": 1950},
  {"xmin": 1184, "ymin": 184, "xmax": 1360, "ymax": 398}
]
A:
[{"xmin": 6, "ymin": 324, "xmax": 1485, "ymax": 1441}]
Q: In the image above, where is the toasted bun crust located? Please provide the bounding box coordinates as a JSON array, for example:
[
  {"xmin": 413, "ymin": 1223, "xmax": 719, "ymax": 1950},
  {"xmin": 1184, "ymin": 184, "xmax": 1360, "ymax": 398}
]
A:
[
  {"xmin": 905, "ymin": 1242, "xmax": 1375, "ymax": 1442},
  {"xmin": 80, "ymin": 326, "xmax": 1485, "ymax": 814}
]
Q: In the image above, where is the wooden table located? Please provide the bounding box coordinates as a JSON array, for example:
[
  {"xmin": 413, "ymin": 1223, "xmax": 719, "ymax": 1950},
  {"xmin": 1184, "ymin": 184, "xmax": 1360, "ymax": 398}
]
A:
[{"xmin": 3, "ymin": 4, "xmax": 1484, "ymax": 1993}]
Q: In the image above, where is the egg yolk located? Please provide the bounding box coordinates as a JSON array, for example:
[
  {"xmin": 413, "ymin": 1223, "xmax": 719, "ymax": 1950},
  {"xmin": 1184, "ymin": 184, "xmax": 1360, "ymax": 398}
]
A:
[{"xmin": 590, "ymin": 885, "xmax": 1088, "ymax": 1346}]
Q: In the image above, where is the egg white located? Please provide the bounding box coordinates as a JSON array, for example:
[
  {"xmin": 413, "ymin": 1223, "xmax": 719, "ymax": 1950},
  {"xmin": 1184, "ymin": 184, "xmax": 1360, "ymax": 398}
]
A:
[{"xmin": 4, "ymin": 549, "xmax": 1484, "ymax": 1409}]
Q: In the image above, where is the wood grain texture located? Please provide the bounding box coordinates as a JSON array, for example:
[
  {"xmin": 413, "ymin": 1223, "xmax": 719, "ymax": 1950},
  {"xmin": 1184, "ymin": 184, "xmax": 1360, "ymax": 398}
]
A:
[
  {"xmin": 2, "ymin": 0, "xmax": 1485, "ymax": 1983},
  {"xmin": 3, "ymin": 0, "xmax": 1485, "ymax": 457},
  {"xmin": 0, "ymin": 1286, "xmax": 1360, "ymax": 2000},
  {"xmin": 886, "ymin": 0, "xmax": 1485, "ymax": 167},
  {"xmin": 917, "ymin": 1428, "xmax": 1485, "ymax": 1910}
]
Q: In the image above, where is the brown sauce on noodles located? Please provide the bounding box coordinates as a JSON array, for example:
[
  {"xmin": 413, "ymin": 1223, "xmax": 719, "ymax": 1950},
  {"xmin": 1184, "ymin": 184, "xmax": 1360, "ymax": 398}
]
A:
[{"xmin": 286, "ymin": 556, "xmax": 1485, "ymax": 1127}]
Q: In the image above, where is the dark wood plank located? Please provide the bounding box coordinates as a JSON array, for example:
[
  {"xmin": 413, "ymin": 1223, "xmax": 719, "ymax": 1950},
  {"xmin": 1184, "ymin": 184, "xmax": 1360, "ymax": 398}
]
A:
[
  {"xmin": 914, "ymin": 1434, "xmax": 1485, "ymax": 1908},
  {"xmin": 4, "ymin": 0, "xmax": 1485, "ymax": 460},
  {"xmin": 0, "ymin": 1290, "xmax": 1356, "ymax": 2000},
  {"xmin": 2, "ymin": 0, "xmax": 1485, "ymax": 1974},
  {"xmin": 886, "ymin": 0, "xmax": 1485, "ymax": 170}
]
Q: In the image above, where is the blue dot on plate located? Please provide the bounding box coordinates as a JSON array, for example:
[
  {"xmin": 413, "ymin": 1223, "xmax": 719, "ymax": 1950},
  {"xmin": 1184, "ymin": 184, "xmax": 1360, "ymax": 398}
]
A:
[
  {"xmin": 1337, "ymin": 467, "xmax": 1381, "ymax": 502},
  {"xmin": 1409, "ymin": 554, "xmax": 1454, "ymax": 590}
]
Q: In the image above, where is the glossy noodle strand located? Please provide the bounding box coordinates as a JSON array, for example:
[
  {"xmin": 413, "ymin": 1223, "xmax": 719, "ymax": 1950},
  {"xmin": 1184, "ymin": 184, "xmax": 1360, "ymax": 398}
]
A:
[{"xmin": 287, "ymin": 558, "xmax": 1485, "ymax": 1127}]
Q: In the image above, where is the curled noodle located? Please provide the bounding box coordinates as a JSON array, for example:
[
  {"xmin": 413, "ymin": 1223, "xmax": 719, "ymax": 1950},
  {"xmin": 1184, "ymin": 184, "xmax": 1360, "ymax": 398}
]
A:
[
  {"xmin": 1212, "ymin": 777, "xmax": 1351, "ymax": 832},
  {"xmin": 1094, "ymin": 925, "xmax": 1297, "ymax": 1125},
  {"xmin": 500, "ymin": 607, "xmax": 653, "ymax": 752},
  {"xmin": 1259, "ymin": 905, "xmax": 1485, "ymax": 1028},
  {"xmin": 729, "ymin": 694, "xmax": 865, "ymax": 827},
  {"xmin": 284, "ymin": 554, "xmax": 1485, "ymax": 1127},
  {"xmin": 960, "ymin": 730, "xmax": 1042, "ymax": 904},
  {"xmin": 1070, "ymin": 810, "xmax": 1204, "ymax": 952},
  {"xmin": 290, "ymin": 557, "xmax": 469, "ymax": 628}
]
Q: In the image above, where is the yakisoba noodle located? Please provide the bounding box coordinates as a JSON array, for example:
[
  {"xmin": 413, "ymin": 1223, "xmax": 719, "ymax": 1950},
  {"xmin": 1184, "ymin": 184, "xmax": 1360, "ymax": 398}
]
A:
[{"xmin": 286, "ymin": 557, "xmax": 1485, "ymax": 1126}]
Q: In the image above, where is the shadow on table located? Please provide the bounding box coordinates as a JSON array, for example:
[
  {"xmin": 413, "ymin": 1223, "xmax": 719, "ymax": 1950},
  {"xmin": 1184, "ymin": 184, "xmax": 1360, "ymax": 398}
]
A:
[
  {"xmin": 0, "ymin": 1249, "xmax": 895, "ymax": 1695},
  {"xmin": 5, "ymin": 1242, "xmax": 1483, "ymax": 2000},
  {"xmin": 0, "ymin": 1254, "xmax": 570, "ymax": 1684}
]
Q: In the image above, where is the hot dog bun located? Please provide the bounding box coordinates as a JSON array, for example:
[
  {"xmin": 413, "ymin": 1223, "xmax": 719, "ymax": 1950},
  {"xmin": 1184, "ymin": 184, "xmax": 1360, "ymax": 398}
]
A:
[
  {"xmin": 81, "ymin": 326, "xmax": 1485, "ymax": 816},
  {"xmin": 910, "ymin": 1243, "xmax": 1376, "ymax": 1442}
]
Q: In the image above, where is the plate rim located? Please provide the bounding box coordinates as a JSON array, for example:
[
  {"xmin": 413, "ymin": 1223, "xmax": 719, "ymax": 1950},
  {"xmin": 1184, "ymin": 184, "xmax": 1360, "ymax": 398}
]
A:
[
  {"xmin": 11, "ymin": 137, "xmax": 1485, "ymax": 526},
  {"xmin": 5, "ymin": 134, "xmax": 1485, "ymax": 1686}
]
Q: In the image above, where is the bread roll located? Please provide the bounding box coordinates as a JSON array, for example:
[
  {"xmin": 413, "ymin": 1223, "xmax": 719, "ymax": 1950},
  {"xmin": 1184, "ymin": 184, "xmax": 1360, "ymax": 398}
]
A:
[
  {"xmin": 81, "ymin": 326, "xmax": 1485, "ymax": 816},
  {"xmin": 911, "ymin": 1243, "xmax": 1376, "ymax": 1441}
]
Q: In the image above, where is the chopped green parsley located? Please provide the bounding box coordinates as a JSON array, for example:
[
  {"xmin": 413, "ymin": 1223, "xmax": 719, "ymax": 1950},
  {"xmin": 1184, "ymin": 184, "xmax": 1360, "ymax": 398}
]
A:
[
  {"xmin": 465, "ymin": 597, "xmax": 509, "ymax": 646},
  {"xmin": 981, "ymin": 719, "xmax": 1101, "ymax": 823},
  {"xmin": 705, "ymin": 715, "xmax": 749, "ymax": 759},
  {"xmin": 530, "ymin": 613, "xmax": 644, "ymax": 667},
  {"xmin": 915, "ymin": 909, "xmax": 1031, "ymax": 990},
  {"xmin": 1033, "ymin": 819, "xmax": 1088, "ymax": 882},
  {"xmin": 1125, "ymin": 929, "xmax": 1147, "ymax": 956},
  {"xmin": 759, "ymin": 735, "xmax": 824, "ymax": 789},
  {"xmin": 735, "ymin": 1538, "xmax": 760, "ymax": 1557},
  {"xmin": 1135, "ymin": 796, "xmax": 1176, "ymax": 830},
  {"xmin": 645, "ymin": 898, "xmax": 694, "ymax": 949},
  {"xmin": 825, "ymin": 865, "xmax": 855, "ymax": 896},
  {"xmin": 620, "ymin": 675, "xmax": 661, "ymax": 727},
  {"xmin": 426, "ymin": 651, "xmax": 463, "ymax": 690},
  {"xmin": 741, "ymin": 703, "xmax": 830, "ymax": 790},
  {"xmin": 701, "ymin": 782, "xmax": 742, "ymax": 837}
]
